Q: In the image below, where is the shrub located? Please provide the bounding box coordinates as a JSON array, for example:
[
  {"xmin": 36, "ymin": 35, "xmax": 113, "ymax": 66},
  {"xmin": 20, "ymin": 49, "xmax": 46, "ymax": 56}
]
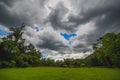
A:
[
  {"xmin": 10, "ymin": 60, "xmax": 16, "ymax": 67},
  {"xmin": 0, "ymin": 61, "xmax": 11, "ymax": 68},
  {"xmin": 80, "ymin": 63, "xmax": 86, "ymax": 67}
]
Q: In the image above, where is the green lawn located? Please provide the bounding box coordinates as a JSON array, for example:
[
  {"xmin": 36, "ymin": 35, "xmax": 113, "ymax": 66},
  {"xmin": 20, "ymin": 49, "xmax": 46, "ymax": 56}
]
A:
[{"xmin": 0, "ymin": 67, "xmax": 120, "ymax": 80}]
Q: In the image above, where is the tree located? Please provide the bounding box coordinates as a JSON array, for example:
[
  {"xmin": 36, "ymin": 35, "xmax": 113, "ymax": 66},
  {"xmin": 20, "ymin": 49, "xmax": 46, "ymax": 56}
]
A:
[
  {"xmin": 86, "ymin": 33, "xmax": 120, "ymax": 68},
  {"xmin": 0, "ymin": 24, "xmax": 41, "ymax": 68}
]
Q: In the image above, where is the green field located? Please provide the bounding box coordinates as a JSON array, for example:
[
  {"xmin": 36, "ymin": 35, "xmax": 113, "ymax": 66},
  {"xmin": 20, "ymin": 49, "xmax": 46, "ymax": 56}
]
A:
[{"xmin": 0, "ymin": 67, "xmax": 120, "ymax": 80}]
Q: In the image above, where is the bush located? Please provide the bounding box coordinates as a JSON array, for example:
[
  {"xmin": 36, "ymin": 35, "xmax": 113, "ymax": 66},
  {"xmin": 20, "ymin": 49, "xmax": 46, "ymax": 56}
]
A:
[
  {"xmin": 0, "ymin": 61, "xmax": 11, "ymax": 68},
  {"xmin": 10, "ymin": 60, "xmax": 16, "ymax": 67},
  {"xmin": 80, "ymin": 63, "xmax": 86, "ymax": 67},
  {"xmin": 22, "ymin": 62, "xmax": 30, "ymax": 67},
  {"xmin": 16, "ymin": 57, "xmax": 31, "ymax": 67}
]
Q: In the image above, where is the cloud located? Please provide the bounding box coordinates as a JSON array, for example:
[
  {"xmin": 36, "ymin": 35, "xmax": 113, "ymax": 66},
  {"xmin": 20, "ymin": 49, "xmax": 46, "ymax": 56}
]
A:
[
  {"xmin": 0, "ymin": 0, "xmax": 120, "ymax": 60},
  {"xmin": 45, "ymin": 51, "xmax": 92, "ymax": 61},
  {"xmin": 0, "ymin": 1, "xmax": 22, "ymax": 27},
  {"xmin": 0, "ymin": 0, "xmax": 15, "ymax": 7},
  {"xmin": 0, "ymin": 0, "xmax": 48, "ymax": 27}
]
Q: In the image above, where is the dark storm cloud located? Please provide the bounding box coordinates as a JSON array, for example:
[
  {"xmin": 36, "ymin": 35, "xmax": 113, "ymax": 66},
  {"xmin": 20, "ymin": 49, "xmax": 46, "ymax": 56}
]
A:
[
  {"xmin": 0, "ymin": 1, "xmax": 23, "ymax": 27},
  {"xmin": 95, "ymin": 7, "xmax": 120, "ymax": 33},
  {"xmin": 0, "ymin": 0, "xmax": 120, "ymax": 56},
  {"xmin": 45, "ymin": 2, "xmax": 74, "ymax": 31},
  {"xmin": 0, "ymin": 0, "xmax": 15, "ymax": 7},
  {"xmin": 28, "ymin": 0, "xmax": 120, "ymax": 53},
  {"xmin": 45, "ymin": 0, "xmax": 120, "ymax": 33},
  {"xmin": 69, "ymin": 0, "xmax": 120, "ymax": 52},
  {"xmin": 0, "ymin": 0, "xmax": 48, "ymax": 27},
  {"xmin": 70, "ymin": 1, "xmax": 120, "ymax": 31},
  {"xmin": 83, "ymin": 0, "xmax": 120, "ymax": 47},
  {"xmin": 36, "ymin": 36, "xmax": 68, "ymax": 51}
]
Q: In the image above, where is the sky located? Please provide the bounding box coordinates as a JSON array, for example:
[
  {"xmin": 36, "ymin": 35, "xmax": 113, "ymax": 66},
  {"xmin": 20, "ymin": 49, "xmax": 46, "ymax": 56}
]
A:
[
  {"xmin": 0, "ymin": 0, "xmax": 120, "ymax": 60},
  {"xmin": 60, "ymin": 33, "xmax": 77, "ymax": 45},
  {"xmin": 0, "ymin": 29, "xmax": 9, "ymax": 36}
]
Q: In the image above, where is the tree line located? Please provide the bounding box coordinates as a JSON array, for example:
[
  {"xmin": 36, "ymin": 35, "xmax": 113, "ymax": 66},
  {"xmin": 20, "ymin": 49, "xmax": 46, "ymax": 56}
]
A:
[{"xmin": 0, "ymin": 24, "xmax": 120, "ymax": 68}]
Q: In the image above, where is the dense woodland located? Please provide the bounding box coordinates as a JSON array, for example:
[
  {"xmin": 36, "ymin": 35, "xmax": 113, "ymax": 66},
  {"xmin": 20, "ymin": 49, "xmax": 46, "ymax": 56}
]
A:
[{"xmin": 0, "ymin": 25, "xmax": 120, "ymax": 68}]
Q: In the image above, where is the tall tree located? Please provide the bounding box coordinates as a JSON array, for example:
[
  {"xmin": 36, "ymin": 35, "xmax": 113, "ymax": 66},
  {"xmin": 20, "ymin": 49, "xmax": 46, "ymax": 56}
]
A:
[
  {"xmin": 0, "ymin": 24, "xmax": 41, "ymax": 68},
  {"xmin": 90, "ymin": 33, "xmax": 120, "ymax": 68}
]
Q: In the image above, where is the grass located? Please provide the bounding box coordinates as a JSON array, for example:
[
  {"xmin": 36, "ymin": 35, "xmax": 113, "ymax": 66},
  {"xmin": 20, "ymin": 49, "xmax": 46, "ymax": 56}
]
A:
[{"xmin": 0, "ymin": 67, "xmax": 120, "ymax": 80}]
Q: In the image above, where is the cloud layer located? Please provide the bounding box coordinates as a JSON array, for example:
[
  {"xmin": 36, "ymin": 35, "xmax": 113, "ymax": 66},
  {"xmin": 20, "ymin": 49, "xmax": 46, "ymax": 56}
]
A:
[{"xmin": 0, "ymin": 0, "xmax": 120, "ymax": 60}]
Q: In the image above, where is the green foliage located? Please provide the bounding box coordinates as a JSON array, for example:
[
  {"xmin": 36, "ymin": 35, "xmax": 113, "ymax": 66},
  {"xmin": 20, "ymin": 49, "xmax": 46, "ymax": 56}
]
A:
[
  {"xmin": 0, "ymin": 24, "xmax": 41, "ymax": 68},
  {"xmin": 10, "ymin": 60, "xmax": 16, "ymax": 67},
  {"xmin": 80, "ymin": 63, "xmax": 86, "ymax": 67},
  {"xmin": 39, "ymin": 58, "xmax": 83, "ymax": 67},
  {"xmin": 85, "ymin": 33, "xmax": 120, "ymax": 68},
  {"xmin": 0, "ymin": 61, "xmax": 10, "ymax": 68}
]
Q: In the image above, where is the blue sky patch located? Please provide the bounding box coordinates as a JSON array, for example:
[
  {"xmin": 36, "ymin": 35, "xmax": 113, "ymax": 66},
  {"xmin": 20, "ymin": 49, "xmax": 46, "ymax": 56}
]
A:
[
  {"xmin": 35, "ymin": 27, "xmax": 40, "ymax": 32},
  {"xmin": 60, "ymin": 33, "xmax": 77, "ymax": 45},
  {"xmin": 60, "ymin": 33, "xmax": 77, "ymax": 41},
  {"xmin": 0, "ymin": 29, "xmax": 10, "ymax": 36},
  {"xmin": 41, "ymin": 53, "xmax": 48, "ymax": 59},
  {"xmin": 34, "ymin": 24, "xmax": 44, "ymax": 32}
]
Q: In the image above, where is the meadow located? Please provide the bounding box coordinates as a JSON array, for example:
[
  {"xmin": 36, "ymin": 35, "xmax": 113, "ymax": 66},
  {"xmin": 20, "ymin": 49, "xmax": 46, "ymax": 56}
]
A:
[{"xmin": 0, "ymin": 67, "xmax": 120, "ymax": 80}]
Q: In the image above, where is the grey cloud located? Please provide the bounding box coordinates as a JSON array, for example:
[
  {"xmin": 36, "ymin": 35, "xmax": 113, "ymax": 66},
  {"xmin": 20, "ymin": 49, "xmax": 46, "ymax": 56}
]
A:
[
  {"xmin": 0, "ymin": 0, "xmax": 48, "ymax": 27},
  {"xmin": 36, "ymin": 36, "xmax": 68, "ymax": 51},
  {"xmin": 45, "ymin": 2, "xmax": 73, "ymax": 31},
  {"xmin": 68, "ymin": 0, "xmax": 119, "ymax": 27},
  {"xmin": 85, "ymin": 1, "xmax": 120, "ymax": 45},
  {"xmin": 0, "ymin": 0, "xmax": 15, "ymax": 7},
  {"xmin": 96, "ymin": 8, "xmax": 120, "ymax": 32},
  {"xmin": 0, "ymin": 2, "xmax": 23, "ymax": 27},
  {"xmin": 0, "ymin": 0, "xmax": 120, "ymax": 58},
  {"xmin": 45, "ymin": 0, "xmax": 120, "ymax": 33},
  {"xmin": 23, "ymin": 0, "xmax": 120, "ymax": 55},
  {"xmin": 69, "ymin": 0, "xmax": 120, "ymax": 50}
]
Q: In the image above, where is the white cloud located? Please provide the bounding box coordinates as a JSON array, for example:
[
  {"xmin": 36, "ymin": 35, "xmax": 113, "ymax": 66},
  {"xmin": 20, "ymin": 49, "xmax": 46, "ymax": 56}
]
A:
[
  {"xmin": 0, "ymin": 25, "xmax": 9, "ymax": 31},
  {"xmin": 22, "ymin": 19, "xmax": 96, "ymax": 60},
  {"xmin": 46, "ymin": 51, "xmax": 93, "ymax": 61},
  {"xmin": 1, "ymin": 0, "xmax": 109, "ymax": 60},
  {"xmin": 72, "ymin": 21, "xmax": 96, "ymax": 47}
]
